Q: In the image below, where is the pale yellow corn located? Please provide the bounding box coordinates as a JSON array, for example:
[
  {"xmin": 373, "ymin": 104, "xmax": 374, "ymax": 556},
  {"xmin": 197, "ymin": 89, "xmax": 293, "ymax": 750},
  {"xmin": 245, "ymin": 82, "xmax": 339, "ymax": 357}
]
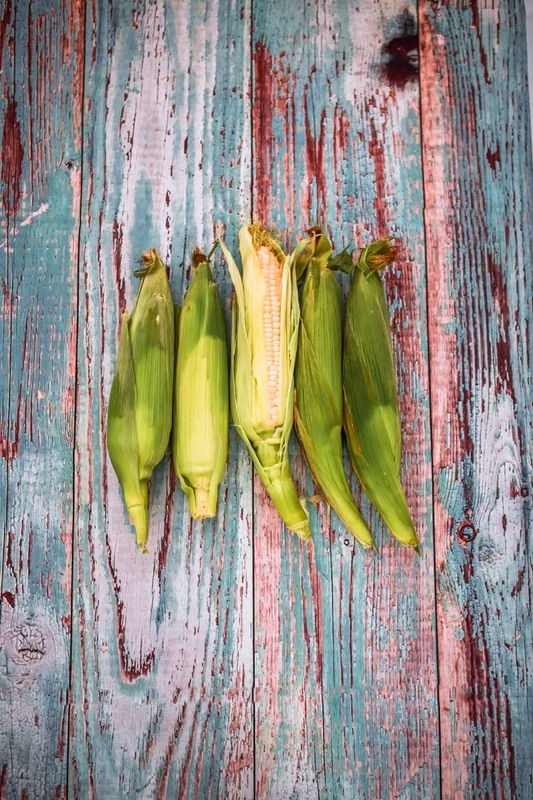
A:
[
  {"xmin": 220, "ymin": 224, "xmax": 310, "ymax": 540},
  {"xmin": 250, "ymin": 244, "xmax": 285, "ymax": 431}
]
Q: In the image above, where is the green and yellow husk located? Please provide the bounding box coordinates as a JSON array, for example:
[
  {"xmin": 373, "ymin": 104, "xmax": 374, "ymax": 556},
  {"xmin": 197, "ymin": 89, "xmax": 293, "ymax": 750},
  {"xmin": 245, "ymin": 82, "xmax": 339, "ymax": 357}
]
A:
[
  {"xmin": 293, "ymin": 228, "xmax": 375, "ymax": 549},
  {"xmin": 172, "ymin": 246, "xmax": 229, "ymax": 519},
  {"xmin": 106, "ymin": 248, "xmax": 174, "ymax": 552},
  {"xmin": 220, "ymin": 223, "xmax": 310, "ymax": 540},
  {"xmin": 343, "ymin": 238, "xmax": 419, "ymax": 551}
]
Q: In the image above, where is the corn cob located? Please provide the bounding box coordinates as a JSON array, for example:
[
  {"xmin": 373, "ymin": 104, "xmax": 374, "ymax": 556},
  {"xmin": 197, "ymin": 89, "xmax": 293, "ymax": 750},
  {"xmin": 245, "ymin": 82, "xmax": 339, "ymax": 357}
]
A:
[
  {"xmin": 293, "ymin": 227, "xmax": 375, "ymax": 549},
  {"xmin": 343, "ymin": 238, "xmax": 419, "ymax": 552},
  {"xmin": 219, "ymin": 223, "xmax": 310, "ymax": 540},
  {"xmin": 106, "ymin": 248, "xmax": 174, "ymax": 552},
  {"xmin": 172, "ymin": 245, "xmax": 229, "ymax": 519}
]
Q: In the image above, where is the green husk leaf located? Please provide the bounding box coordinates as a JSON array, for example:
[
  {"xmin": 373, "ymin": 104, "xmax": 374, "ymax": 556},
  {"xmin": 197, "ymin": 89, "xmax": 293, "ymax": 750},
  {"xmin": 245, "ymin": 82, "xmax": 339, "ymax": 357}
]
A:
[
  {"xmin": 106, "ymin": 313, "xmax": 149, "ymax": 552},
  {"xmin": 172, "ymin": 252, "xmax": 229, "ymax": 519},
  {"xmin": 328, "ymin": 247, "xmax": 355, "ymax": 274},
  {"xmin": 343, "ymin": 239, "xmax": 419, "ymax": 550},
  {"xmin": 294, "ymin": 354, "xmax": 374, "ymax": 549},
  {"xmin": 294, "ymin": 230, "xmax": 374, "ymax": 549},
  {"xmin": 219, "ymin": 225, "xmax": 310, "ymax": 540},
  {"xmin": 129, "ymin": 248, "xmax": 174, "ymax": 481},
  {"xmin": 107, "ymin": 248, "xmax": 174, "ymax": 553}
]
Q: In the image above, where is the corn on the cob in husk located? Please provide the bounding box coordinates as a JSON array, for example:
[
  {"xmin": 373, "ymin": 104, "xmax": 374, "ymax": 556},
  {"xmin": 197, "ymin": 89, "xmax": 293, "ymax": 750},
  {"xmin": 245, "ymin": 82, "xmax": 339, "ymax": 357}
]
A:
[
  {"xmin": 220, "ymin": 223, "xmax": 311, "ymax": 540},
  {"xmin": 343, "ymin": 238, "xmax": 419, "ymax": 552},
  {"xmin": 172, "ymin": 246, "xmax": 229, "ymax": 519},
  {"xmin": 293, "ymin": 227, "xmax": 375, "ymax": 549},
  {"xmin": 106, "ymin": 248, "xmax": 174, "ymax": 552}
]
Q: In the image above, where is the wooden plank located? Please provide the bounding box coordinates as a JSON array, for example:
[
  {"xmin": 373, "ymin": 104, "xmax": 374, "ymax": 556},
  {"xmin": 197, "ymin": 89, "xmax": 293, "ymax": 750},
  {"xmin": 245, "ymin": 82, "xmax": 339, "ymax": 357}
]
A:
[
  {"xmin": 70, "ymin": 1, "xmax": 254, "ymax": 796},
  {"xmin": 419, "ymin": 1, "xmax": 533, "ymax": 798},
  {"xmin": 0, "ymin": 2, "xmax": 529, "ymax": 797},
  {"xmin": 251, "ymin": 2, "xmax": 439, "ymax": 797},
  {"xmin": 0, "ymin": 0, "xmax": 15, "ymax": 570},
  {"xmin": 0, "ymin": 0, "xmax": 84, "ymax": 796}
]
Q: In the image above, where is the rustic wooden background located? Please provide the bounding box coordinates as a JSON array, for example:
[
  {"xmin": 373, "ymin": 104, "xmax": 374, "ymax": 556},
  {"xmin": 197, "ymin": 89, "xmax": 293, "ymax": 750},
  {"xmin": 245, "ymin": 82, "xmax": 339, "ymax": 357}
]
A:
[{"xmin": 1, "ymin": 0, "xmax": 532, "ymax": 798}]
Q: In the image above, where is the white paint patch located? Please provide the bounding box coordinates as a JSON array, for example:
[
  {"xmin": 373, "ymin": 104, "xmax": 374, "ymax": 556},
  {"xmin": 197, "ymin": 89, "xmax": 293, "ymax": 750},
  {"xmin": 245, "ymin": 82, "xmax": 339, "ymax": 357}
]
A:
[
  {"xmin": 19, "ymin": 202, "xmax": 50, "ymax": 227},
  {"xmin": 0, "ymin": 203, "xmax": 49, "ymax": 249}
]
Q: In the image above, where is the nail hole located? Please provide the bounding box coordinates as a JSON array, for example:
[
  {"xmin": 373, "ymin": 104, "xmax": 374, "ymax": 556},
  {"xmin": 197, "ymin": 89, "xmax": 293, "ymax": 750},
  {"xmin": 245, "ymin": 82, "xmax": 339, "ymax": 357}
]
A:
[
  {"xmin": 340, "ymin": 535, "xmax": 354, "ymax": 550},
  {"xmin": 457, "ymin": 520, "xmax": 477, "ymax": 544}
]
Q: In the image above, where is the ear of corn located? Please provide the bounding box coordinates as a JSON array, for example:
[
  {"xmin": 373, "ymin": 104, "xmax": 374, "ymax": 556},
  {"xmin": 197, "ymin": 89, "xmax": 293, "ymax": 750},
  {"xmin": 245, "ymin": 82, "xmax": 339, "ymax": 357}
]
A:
[
  {"xmin": 106, "ymin": 248, "xmax": 174, "ymax": 552},
  {"xmin": 106, "ymin": 312, "xmax": 149, "ymax": 546},
  {"xmin": 293, "ymin": 227, "xmax": 375, "ymax": 549},
  {"xmin": 172, "ymin": 246, "xmax": 229, "ymax": 519},
  {"xmin": 343, "ymin": 238, "xmax": 419, "ymax": 552},
  {"xmin": 219, "ymin": 223, "xmax": 310, "ymax": 540}
]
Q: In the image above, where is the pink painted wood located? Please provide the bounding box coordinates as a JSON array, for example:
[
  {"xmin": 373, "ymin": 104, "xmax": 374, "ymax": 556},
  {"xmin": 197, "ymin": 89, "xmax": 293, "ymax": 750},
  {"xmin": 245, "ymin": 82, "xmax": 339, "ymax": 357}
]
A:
[
  {"xmin": 0, "ymin": 0, "xmax": 531, "ymax": 798},
  {"xmin": 251, "ymin": 2, "xmax": 439, "ymax": 796},
  {"xmin": 420, "ymin": 2, "xmax": 533, "ymax": 798},
  {"xmin": 0, "ymin": 1, "xmax": 84, "ymax": 795}
]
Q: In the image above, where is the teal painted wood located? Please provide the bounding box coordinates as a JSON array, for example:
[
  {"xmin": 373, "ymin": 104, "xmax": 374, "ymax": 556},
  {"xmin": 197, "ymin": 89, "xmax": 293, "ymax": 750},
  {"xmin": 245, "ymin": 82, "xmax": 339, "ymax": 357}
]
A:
[
  {"xmin": 0, "ymin": 0, "xmax": 531, "ymax": 798},
  {"xmin": 0, "ymin": 0, "xmax": 84, "ymax": 797},
  {"xmin": 70, "ymin": 0, "xmax": 254, "ymax": 796},
  {"xmin": 419, "ymin": 1, "xmax": 533, "ymax": 798},
  {"xmin": 251, "ymin": 2, "xmax": 438, "ymax": 798},
  {"xmin": 0, "ymin": 2, "xmax": 14, "ymax": 582}
]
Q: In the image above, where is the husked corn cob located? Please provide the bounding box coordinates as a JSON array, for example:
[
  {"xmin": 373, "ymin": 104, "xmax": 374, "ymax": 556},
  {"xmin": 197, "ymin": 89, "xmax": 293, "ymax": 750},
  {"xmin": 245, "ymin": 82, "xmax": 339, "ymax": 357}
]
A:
[
  {"xmin": 106, "ymin": 248, "xmax": 174, "ymax": 552},
  {"xmin": 293, "ymin": 228, "xmax": 375, "ymax": 549},
  {"xmin": 220, "ymin": 223, "xmax": 310, "ymax": 540},
  {"xmin": 343, "ymin": 238, "xmax": 419, "ymax": 551},
  {"xmin": 172, "ymin": 245, "xmax": 229, "ymax": 519}
]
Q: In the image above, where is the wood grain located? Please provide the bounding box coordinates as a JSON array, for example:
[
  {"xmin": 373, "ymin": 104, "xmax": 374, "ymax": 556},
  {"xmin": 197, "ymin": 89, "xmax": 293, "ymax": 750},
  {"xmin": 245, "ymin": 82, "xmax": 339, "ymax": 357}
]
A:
[
  {"xmin": 419, "ymin": 1, "xmax": 533, "ymax": 798},
  {"xmin": 0, "ymin": 0, "xmax": 84, "ymax": 797},
  {"xmin": 251, "ymin": 2, "xmax": 439, "ymax": 798},
  {"xmin": 0, "ymin": 0, "xmax": 531, "ymax": 797},
  {"xmin": 71, "ymin": 0, "xmax": 254, "ymax": 796}
]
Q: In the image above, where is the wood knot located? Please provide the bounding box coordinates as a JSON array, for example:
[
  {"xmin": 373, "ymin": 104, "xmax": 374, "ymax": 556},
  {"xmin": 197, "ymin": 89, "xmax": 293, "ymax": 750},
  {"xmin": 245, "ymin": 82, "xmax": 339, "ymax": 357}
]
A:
[
  {"xmin": 11, "ymin": 622, "xmax": 46, "ymax": 663},
  {"xmin": 457, "ymin": 520, "xmax": 477, "ymax": 545},
  {"xmin": 380, "ymin": 11, "xmax": 419, "ymax": 89}
]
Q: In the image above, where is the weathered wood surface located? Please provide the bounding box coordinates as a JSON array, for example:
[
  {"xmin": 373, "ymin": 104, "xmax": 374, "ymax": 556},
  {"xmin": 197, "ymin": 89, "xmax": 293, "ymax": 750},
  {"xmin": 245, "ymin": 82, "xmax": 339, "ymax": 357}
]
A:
[
  {"xmin": 420, "ymin": 3, "xmax": 533, "ymax": 798},
  {"xmin": 0, "ymin": 0, "xmax": 84, "ymax": 796},
  {"xmin": 0, "ymin": 1, "xmax": 531, "ymax": 798},
  {"xmin": 251, "ymin": 3, "xmax": 438, "ymax": 798},
  {"xmin": 72, "ymin": 0, "xmax": 253, "ymax": 796}
]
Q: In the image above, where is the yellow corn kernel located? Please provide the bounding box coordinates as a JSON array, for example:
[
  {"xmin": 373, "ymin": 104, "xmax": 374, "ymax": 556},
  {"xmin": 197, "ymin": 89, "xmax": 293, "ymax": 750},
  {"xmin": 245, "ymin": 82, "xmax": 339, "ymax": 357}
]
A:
[{"xmin": 220, "ymin": 223, "xmax": 310, "ymax": 540}]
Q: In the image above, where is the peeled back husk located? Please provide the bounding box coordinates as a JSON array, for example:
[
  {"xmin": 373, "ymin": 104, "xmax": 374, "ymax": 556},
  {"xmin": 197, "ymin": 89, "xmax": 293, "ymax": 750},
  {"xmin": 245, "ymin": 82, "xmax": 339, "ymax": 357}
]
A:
[{"xmin": 219, "ymin": 223, "xmax": 310, "ymax": 540}]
